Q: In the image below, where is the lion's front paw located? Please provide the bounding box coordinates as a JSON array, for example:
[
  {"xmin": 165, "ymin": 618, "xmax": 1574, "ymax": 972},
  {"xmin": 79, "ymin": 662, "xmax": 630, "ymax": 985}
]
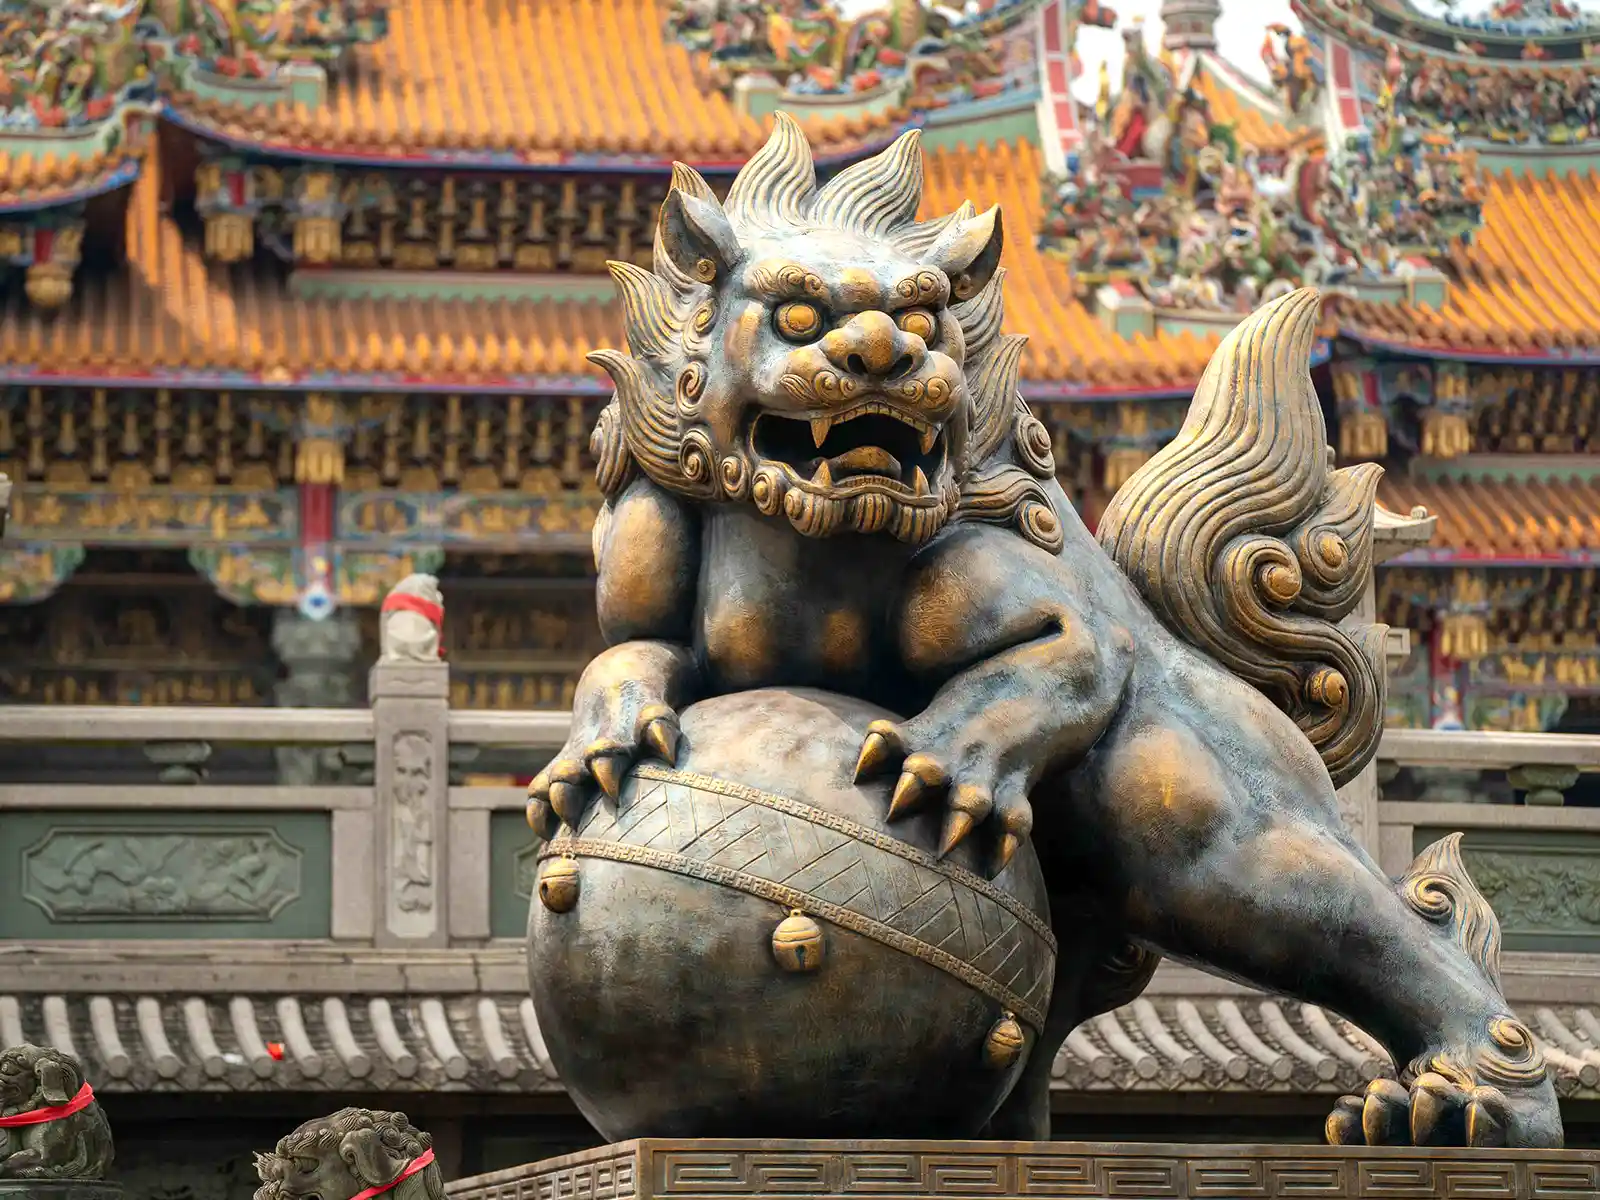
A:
[
  {"xmin": 527, "ymin": 700, "xmax": 681, "ymax": 839},
  {"xmin": 852, "ymin": 717, "xmax": 1033, "ymax": 877},
  {"xmin": 1325, "ymin": 1067, "xmax": 1561, "ymax": 1149}
]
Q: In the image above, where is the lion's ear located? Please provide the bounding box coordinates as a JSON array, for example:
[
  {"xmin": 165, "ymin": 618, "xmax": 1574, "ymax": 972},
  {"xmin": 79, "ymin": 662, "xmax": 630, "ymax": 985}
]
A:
[
  {"xmin": 657, "ymin": 188, "xmax": 741, "ymax": 285},
  {"xmin": 928, "ymin": 205, "xmax": 1004, "ymax": 303},
  {"xmin": 338, "ymin": 1130, "xmax": 409, "ymax": 1189},
  {"xmin": 34, "ymin": 1057, "xmax": 75, "ymax": 1105}
]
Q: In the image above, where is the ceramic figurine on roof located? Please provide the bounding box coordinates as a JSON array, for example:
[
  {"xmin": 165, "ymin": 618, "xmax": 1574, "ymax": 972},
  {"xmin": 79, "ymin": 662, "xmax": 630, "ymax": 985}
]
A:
[
  {"xmin": 1261, "ymin": 22, "xmax": 1323, "ymax": 115},
  {"xmin": 1040, "ymin": 20, "xmax": 1345, "ymax": 312},
  {"xmin": 0, "ymin": 0, "xmax": 153, "ymax": 129},
  {"xmin": 143, "ymin": 0, "xmax": 388, "ymax": 78},
  {"xmin": 668, "ymin": 0, "xmax": 1050, "ymax": 114}
]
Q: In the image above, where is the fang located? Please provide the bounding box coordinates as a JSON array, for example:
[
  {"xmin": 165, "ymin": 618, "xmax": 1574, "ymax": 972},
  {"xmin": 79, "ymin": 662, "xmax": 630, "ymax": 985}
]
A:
[
  {"xmin": 912, "ymin": 466, "xmax": 931, "ymax": 495},
  {"xmin": 812, "ymin": 459, "xmax": 834, "ymax": 487},
  {"xmin": 811, "ymin": 416, "xmax": 833, "ymax": 448},
  {"xmin": 919, "ymin": 426, "xmax": 938, "ymax": 454}
]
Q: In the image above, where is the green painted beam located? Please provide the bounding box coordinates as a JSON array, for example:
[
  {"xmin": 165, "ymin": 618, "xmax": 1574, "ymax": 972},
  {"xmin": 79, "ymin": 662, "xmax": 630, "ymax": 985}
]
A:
[{"xmin": 288, "ymin": 270, "xmax": 620, "ymax": 305}]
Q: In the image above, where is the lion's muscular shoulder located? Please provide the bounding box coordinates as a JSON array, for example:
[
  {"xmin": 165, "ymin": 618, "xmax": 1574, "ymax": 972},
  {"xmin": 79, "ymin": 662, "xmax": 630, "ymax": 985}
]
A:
[{"xmin": 594, "ymin": 477, "xmax": 701, "ymax": 646}]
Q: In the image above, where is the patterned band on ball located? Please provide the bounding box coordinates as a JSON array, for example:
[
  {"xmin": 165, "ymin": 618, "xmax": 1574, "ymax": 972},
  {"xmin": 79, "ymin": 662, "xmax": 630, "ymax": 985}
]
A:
[{"xmin": 540, "ymin": 764, "xmax": 1056, "ymax": 1029}]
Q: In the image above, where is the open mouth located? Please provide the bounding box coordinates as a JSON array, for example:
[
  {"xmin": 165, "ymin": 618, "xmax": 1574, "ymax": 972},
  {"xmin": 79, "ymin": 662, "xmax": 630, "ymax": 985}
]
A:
[{"xmin": 752, "ymin": 401, "xmax": 945, "ymax": 498}]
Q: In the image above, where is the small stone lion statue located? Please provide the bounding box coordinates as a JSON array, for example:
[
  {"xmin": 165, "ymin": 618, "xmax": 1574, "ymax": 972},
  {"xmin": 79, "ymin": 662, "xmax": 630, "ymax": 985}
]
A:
[
  {"xmin": 0, "ymin": 1043, "xmax": 115, "ymax": 1180},
  {"xmin": 253, "ymin": 1108, "xmax": 442, "ymax": 1200},
  {"xmin": 379, "ymin": 574, "xmax": 444, "ymax": 663}
]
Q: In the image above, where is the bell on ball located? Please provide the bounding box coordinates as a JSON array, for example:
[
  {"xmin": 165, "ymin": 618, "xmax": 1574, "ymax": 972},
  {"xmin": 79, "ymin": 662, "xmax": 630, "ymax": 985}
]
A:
[
  {"xmin": 527, "ymin": 688, "xmax": 1057, "ymax": 1141},
  {"xmin": 771, "ymin": 910, "xmax": 824, "ymax": 973},
  {"xmin": 537, "ymin": 857, "xmax": 580, "ymax": 913},
  {"xmin": 985, "ymin": 1012, "xmax": 1026, "ymax": 1070}
]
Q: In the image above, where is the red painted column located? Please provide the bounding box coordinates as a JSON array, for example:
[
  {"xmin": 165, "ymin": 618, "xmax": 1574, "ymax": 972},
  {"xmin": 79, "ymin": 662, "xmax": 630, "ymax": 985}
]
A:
[{"xmin": 297, "ymin": 481, "xmax": 337, "ymax": 619}]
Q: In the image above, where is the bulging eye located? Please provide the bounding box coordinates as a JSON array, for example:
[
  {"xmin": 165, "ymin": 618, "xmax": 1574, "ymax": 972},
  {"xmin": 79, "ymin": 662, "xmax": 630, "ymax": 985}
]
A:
[
  {"xmin": 774, "ymin": 301, "xmax": 823, "ymax": 342},
  {"xmin": 896, "ymin": 308, "xmax": 937, "ymax": 343}
]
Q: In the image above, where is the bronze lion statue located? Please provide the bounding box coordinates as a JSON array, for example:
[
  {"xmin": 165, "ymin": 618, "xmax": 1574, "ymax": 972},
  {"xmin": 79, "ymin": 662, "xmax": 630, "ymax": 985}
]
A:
[
  {"xmin": 528, "ymin": 114, "xmax": 1560, "ymax": 1148},
  {"xmin": 252, "ymin": 1108, "xmax": 442, "ymax": 1200},
  {"xmin": 0, "ymin": 1044, "xmax": 114, "ymax": 1180}
]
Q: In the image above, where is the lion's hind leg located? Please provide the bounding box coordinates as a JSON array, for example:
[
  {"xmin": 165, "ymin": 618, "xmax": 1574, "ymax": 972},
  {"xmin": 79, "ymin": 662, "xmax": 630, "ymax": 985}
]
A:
[{"xmin": 1082, "ymin": 724, "xmax": 1561, "ymax": 1148}]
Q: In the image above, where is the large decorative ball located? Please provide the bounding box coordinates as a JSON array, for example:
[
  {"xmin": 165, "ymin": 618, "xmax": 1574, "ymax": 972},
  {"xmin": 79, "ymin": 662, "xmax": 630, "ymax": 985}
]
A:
[{"xmin": 528, "ymin": 688, "xmax": 1056, "ymax": 1140}]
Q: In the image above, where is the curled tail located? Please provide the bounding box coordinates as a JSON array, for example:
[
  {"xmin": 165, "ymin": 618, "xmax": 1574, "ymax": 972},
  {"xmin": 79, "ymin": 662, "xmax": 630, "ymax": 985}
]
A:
[{"xmin": 1097, "ymin": 288, "xmax": 1386, "ymax": 787}]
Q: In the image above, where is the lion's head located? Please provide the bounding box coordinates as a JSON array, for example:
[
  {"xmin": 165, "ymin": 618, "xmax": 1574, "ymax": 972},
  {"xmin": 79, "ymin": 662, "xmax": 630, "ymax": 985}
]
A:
[
  {"xmin": 0, "ymin": 1043, "xmax": 88, "ymax": 1115},
  {"xmin": 252, "ymin": 1108, "xmax": 442, "ymax": 1200},
  {"xmin": 590, "ymin": 114, "xmax": 1059, "ymax": 550}
]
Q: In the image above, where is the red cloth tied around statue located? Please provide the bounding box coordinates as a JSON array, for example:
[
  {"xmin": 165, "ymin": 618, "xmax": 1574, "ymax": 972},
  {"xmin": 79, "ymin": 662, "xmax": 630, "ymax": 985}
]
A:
[
  {"xmin": 380, "ymin": 591, "xmax": 445, "ymax": 659},
  {"xmin": 0, "ymin": 1081, "xmax": 94, "ymax": 1126}
]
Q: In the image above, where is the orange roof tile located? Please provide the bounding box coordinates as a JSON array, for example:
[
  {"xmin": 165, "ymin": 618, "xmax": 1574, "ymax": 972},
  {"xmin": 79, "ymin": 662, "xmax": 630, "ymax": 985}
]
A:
[
  {"xmin": 167, "ymin": 0, "xmax": 896, "ymax": 164},
  {"xmin": 0, "ymin": 145, "xmax": 146, "ymax": 210},
  {"xmin": 1342, "ymin": 170, "xmax": 1600, "ymax": 357},
  {"xmin": 923, "ymin": 138, "xmax": 1216, "ymax": 391},
  {"xmin": 1378, "ymin": 476, "xmax": 1600, "ymax": 558},
  {"xmin": 0, "ymin": 152, "xmax": 618, "ymax": 384},
  {"xmin": 1191, "ymin": 60, "xmax": 1318, "ymax": 156}
]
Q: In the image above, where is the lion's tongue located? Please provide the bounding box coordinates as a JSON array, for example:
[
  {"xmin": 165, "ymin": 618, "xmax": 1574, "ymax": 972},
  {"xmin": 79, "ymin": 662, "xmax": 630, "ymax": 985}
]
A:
[{"xmin": 825, "ymin": 446, "xmax": 901, "ymax": 479}]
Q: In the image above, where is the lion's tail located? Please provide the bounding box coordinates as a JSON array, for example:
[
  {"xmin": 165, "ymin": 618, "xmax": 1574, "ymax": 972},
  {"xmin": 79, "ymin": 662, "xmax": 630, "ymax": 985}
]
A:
[{"xmin": 1096, "ymin": 288, "xmax": 1386, "ymax": 788}]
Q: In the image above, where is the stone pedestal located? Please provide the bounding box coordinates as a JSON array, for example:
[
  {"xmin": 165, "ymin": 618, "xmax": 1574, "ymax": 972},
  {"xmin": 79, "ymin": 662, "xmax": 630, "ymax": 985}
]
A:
[
  {"xmin": 0, "ymin": 1186, "xmax": 122, "ymax": 1200},
  {"xmin": 443, "ymin": 1140, "xmax": 1598, "ymax": 1200}
]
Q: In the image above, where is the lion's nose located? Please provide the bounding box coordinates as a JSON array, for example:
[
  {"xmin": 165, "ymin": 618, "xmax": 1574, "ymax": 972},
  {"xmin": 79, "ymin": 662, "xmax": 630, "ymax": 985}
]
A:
[{"xmin": 821, "ymin": 311, "xmax": 924, "ymax": 381}]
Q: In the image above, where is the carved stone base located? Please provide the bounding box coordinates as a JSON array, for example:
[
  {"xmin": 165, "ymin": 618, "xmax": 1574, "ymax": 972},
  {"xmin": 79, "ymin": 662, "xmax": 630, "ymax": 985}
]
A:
[
  {"xmin": 0, "ymin": 1185, "xmax": 123, "ymax": 1200},
  {"xmin": 443, "ymin": 1140, "xmax": 1599, "ymax": 1200}
]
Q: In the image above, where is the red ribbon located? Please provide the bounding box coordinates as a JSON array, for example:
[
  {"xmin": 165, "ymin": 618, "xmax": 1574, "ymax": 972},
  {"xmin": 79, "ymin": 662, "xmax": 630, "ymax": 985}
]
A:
[
  {"xmin": 0, "ymin": 1082, "xmax": 94, "ymax": 1127},
  {"xmin": 347, "ymin": 1148, "xmax": 435, "ymax": 1200},
  {"xmin": 380, "ymin": 591, "xmax": 445, "ymax": 659}
]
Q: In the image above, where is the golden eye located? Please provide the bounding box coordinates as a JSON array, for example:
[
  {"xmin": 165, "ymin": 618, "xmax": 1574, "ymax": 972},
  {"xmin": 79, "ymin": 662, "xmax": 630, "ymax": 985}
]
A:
[
  {"xmin": 897, "ymin": 309, "xmax": 937, "ymax": 343},
  {"xmin": 775, "ymin": 301, "xmax": 822, "ymax": 342}
]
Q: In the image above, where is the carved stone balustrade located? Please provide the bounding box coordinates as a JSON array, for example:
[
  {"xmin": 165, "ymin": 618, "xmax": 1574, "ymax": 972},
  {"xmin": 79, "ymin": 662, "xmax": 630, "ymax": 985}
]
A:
[{"xmin": 1, "ymin": 701, "xmax": 1598, "ymax": 1102}]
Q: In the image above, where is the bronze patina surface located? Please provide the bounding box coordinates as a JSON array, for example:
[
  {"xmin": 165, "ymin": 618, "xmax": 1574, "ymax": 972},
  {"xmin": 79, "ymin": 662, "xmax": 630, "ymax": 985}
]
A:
[
  {"xmin": 525, "ymin": 113, "xmax": 1564, "ymax": 1148},
  {"xmin": 530, "ymin": 689, "xmax": 1068, "ymax": 1139},
  {"xmin": 443, "ymin": 1139, "xmax": 1599, "ymax": 1200}
]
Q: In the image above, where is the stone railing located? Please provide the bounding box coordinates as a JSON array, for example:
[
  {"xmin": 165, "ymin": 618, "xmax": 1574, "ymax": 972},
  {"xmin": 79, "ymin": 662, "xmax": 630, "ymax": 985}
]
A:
[{"xmin": 1, "ymin": 675, "xmax": 1596, "ymax": 952}]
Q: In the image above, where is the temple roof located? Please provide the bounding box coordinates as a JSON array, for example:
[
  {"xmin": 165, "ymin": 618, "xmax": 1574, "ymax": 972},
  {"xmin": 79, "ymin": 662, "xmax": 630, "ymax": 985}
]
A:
[
  {"xmin": 1343, "ymin": 171, "xmax": 1600, "ymax": 359},
  {"xmin": 4, "ymin": 988, "xmax": 1596, "ymax": 1099},
  {"xmin": 1378, "ymin": 476, "xmax": 1600, "ymax": 559},
  {"xmin": 0, "ymin": 154, "xmax": 611, "ymax": 389},
  {"xmin": 165, "ymin": 0, "xmax": 892, "ymax": 168},
  {"xmin": 0, "ymin": 145, "xmax": 146, "ymax": 212}
]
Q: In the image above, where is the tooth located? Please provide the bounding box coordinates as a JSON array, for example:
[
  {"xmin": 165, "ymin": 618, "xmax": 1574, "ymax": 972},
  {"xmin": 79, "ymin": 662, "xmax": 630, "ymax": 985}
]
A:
[
  {"xmin": 919, "ymin": 426, "xmax": 938, "ymax": 454},
  {"xmin": 912, "ymin": 465, "xmax": 931, "ymax": 495},
  {"xmin": 811, "ymin": 416, "xmax": 832, "ymax": 448},
  {"xmin": 812, "ymin": 459, "xmax": 833, "ymax": 487}
]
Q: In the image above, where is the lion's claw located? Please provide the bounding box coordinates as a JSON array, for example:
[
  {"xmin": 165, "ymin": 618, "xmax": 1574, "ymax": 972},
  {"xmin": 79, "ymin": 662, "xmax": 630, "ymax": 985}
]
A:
[
  {"xmin": 852, "ymin": 720, "xmax": 1033, "ymax": 877},
  {"xmin": 1326, "ymin": 1072, "xmax": 1521, "ymax": 1148},
  {"xmin": 527, "ymin": 693, "xmax": 684, "ymax": 835}
]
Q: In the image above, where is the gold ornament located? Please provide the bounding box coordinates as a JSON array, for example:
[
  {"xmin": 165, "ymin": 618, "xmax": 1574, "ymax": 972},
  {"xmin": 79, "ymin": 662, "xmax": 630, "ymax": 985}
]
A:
[
  {"xmin": 984, "ymin": 1011, "xmax": 1025, "ymax": 1069},
  {"xmin": 538, "ymin": 856, "xmax": 581, "ymax": 913},
  {"xmin": 771, "ymin": 909, "xmax": 824, "ymax": 973}
]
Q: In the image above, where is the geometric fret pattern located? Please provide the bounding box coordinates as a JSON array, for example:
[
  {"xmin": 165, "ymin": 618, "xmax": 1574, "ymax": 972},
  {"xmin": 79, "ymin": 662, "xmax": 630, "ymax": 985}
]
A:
[
  {"xmin": 544, "ymin": 765, "xmax": 1056, "ymax": 1028},
  {"xmin": 444, "ymin": 1140, "xmax": 1600, "ymax": 1200}
]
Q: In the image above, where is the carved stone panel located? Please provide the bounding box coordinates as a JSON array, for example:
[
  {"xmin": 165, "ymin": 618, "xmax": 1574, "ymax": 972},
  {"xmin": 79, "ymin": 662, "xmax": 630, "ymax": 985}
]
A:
[
  {"xmin": 1415, "ymin": 827, "xmax": 1600, "ymax": 954},
  {"xmin": 370, "ymin": 659, "xmax": 450, "ymax": 946},
  {"xmin": 390, "ymin": 731, "xmax": 438, "ymax": 922},
  {"xmin": 0, "ymin": 812, "xmax": 332, "ymax": 940}
]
